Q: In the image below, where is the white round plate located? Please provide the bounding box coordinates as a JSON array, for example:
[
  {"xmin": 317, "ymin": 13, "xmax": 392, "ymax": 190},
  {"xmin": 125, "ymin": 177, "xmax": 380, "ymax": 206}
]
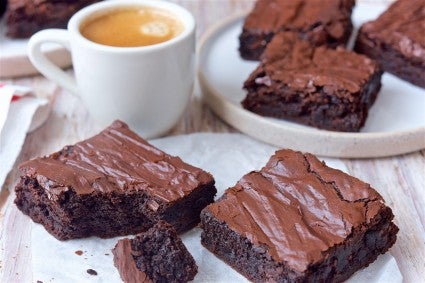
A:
[
  {"xmin": 0, "ymin": 18, "xmax": 72, "ymax": 78},
  {"xmin": 198, "ymin": 2, "xmax": 425, "ymax": 158}
]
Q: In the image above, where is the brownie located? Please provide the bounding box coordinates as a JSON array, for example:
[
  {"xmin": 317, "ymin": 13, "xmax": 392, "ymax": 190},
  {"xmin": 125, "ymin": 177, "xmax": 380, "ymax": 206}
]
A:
[
  {"xmin": 354, "ymin": 0, "xmax": 425, "ymax": 88},
  {"xmin": 4, "ymin": 0, "xmax": 102, "ymax": 38},
  {"xmin": 200, "ymin": 149, "xmax": 398, "ymax": 282},
  {"xmin": 0, "ymin": 0, "xmax": 6, "ymax": 17},
  {"xmin": 113, "ymin": 220, "xmax": 198, "ymax": 283},
  {"xmin": 239, "ymin": 0, "xmax": 355, "ymax": 60},
  {"xmin": 14, "ymin": 120, "xmax": 216, "ymax": 240},
  {"xmin": 242, "ymin": 32, "xmax": 382, "ymax": 132}
]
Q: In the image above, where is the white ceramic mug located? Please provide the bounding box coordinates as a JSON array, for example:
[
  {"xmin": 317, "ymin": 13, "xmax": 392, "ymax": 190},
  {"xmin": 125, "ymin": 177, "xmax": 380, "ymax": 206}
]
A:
[{"xmin": 28, "ymin": 0, "xmax": 195, "ymax": 138}]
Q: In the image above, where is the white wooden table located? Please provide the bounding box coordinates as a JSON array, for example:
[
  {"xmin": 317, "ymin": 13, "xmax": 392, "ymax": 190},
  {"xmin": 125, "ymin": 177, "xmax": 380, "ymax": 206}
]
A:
[{"xmin": 1, "ymin": 1, "xmax": 424, "ymax": 282}]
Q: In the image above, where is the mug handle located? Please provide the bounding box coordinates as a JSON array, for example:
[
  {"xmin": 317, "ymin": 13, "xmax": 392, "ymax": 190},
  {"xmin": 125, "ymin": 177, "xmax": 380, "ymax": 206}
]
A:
[{"xmin": 28, "ymin": 29, "xmax": 78, "ymax": 95}]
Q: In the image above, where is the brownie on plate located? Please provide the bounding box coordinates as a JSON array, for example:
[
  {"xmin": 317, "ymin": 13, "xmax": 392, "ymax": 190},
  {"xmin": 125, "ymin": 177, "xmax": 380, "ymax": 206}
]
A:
[
  {"xmin": 200, "ymin": 149, "xmax": 398, "ymax": 282},
  {"xmin": 354, "ymin": 0, "xmax": 425, "ymax": 88},
  {"xmin": 113, "ymin": 220, "xmax": 198, "ymax": 283},
  {"xmin": 242, "ymin": 32, "xmax": 382, "ymax": 132},
  {"xmin": 14, "ymin": 120, "xmax": 216, "ymax": 240},
  {"xmin": 4, "ymin": 0, "xmax": 102, "ymax": 38},
  {"xmin": 239, "ymin": 0, "xmax": 355, "ymax": 60}
]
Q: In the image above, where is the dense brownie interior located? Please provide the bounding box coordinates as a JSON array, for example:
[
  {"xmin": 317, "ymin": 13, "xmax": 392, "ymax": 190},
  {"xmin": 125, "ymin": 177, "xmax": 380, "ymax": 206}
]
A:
[
  {"xmin": 113, "ymin": 221, "xmax": 198, "ymax": 283},
  {"xmin": 15, "ymin": 120, "xmax": 216, "ymax": 240}
]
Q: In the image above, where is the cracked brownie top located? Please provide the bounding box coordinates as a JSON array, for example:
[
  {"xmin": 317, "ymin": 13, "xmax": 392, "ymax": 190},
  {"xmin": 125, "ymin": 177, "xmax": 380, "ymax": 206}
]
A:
[
  {"xmin": 206, "ymin": 149, "xmax": 386, "ymax": 272},
  {"xmin": 245, "ymin": 32, "xmax": 379, "ymax": 94},
  {"xmin": 19, "ymin": 120, "xmax": 213, "ymax": 203}
]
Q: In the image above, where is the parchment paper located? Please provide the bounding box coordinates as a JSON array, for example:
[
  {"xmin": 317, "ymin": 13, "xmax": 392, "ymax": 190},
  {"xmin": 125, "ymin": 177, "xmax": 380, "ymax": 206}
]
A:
[
  {"xmin": 0, "ymin": 93, "xmax": 48, "ymax": 188},
  {"xmin": 31, "ymin": 133, "xmax": 402, "ymax": 282}
]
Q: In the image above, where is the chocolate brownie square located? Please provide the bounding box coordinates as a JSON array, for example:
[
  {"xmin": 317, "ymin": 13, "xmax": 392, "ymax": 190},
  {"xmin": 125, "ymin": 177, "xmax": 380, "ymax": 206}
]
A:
[
  {"xmin": 239, "ymin": 0, "xmax": 355, "ymax": 60},
  {"xmin": 242, "ymin": 32, "xmax": 382, "ymax": 132},
  {"xmin": 354, "ymin": 0, "xmax": 425, "ymax": 88},
  {"xmin": 113, "ymin": 220, "xmax": 197, "ymax": 283},
  {"xmin": 14, "ymin": 120, "xmax": 216, "ymax": 240},
  {"xmin": 200, "ymin": 149, "xmax": 398, "ymax": 282},
  {"xmin": 5, "ymin": 0, "xmax": 102, "ymax": 38},
  {"xmin": 0, "ymin": 0, "xmax": 6, "ymax": 17}
]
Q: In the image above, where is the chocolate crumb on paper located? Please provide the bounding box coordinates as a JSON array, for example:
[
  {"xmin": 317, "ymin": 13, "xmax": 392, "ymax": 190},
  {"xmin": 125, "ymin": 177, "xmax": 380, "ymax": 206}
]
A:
[{"xmin": 86, "ymin": 269, "xmax": 97, "ymax": 276}]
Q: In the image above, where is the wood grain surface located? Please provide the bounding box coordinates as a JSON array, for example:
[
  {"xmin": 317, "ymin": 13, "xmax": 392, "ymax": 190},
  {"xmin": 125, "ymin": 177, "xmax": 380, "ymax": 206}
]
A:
[{"xmin": 1, "ymin": 0, "xmax": 424, "ymax": 282}]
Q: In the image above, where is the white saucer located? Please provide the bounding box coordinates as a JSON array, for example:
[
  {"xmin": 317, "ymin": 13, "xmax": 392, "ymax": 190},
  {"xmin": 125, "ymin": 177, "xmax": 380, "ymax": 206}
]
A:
[
  {"xmin": 198, "ymin": 3, "xmax": 425, "ymax": 158},
  {"xmin": 0, "ymin": 18, "xmax": 72, "ymax": 78}
]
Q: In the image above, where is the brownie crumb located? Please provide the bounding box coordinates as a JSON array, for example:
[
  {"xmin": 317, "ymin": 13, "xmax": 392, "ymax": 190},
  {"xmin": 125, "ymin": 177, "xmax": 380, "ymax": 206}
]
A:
[
  {"xmin": 36, "ymin": 281, "xmax": 43, "ymax": 283},
  {"xmin": 113, "ymin": 221, "xmax": 198, "ymax": 282},
  {"xmin": 75, "ymin": 250, "xmax": 83, "ymax": 256},
  {"xmin": 86, "ymin": 269, "xmax": 97, "ymax": 276}
]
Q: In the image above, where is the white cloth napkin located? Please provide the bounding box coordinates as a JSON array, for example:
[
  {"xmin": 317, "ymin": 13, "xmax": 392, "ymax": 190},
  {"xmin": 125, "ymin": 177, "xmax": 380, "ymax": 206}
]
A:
[{"xmin": 0, "ymin": 84, "xmax": 49, "ymax": 188}]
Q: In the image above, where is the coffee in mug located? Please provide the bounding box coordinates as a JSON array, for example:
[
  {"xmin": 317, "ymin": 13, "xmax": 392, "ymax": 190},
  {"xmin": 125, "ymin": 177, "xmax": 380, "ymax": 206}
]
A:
[
  {"xmin": 27, "ymin": 0, "xmax": 195, "ymax": 138},
  {"xmin": 80, "ymin": 7, "xmax": 184, "ymax": 47}
]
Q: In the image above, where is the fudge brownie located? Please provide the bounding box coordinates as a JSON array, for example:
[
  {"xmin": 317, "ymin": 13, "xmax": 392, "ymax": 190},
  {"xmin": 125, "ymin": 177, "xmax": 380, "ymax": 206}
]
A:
[
  {"xmin": 242, "ymin": 32, "xmax": 382, "ymax": 132},
  {"xmin": 113, "ymin": 220, "xmax": 198, "ymax": 283},
  {"xmin": 0, "ymin": 0, "xmax": 6, "ymax": 17},
  {"xmin": 239, "ymin": 0, "xmax": 355, "ymax": 60},
  {"xmin": 354, "ymin": 0, "xmax": 425, "ymax": 88},
  {"xmin": 200, "ymin": 149, "xmax": 398, "ymax": 282},
  {"xmin": 14, "ymin": 120, "xmax": 216, "ymax": 240},
  {"xmin": 4, "ymin": 0, "xmax": 102, "ymax": 38}
]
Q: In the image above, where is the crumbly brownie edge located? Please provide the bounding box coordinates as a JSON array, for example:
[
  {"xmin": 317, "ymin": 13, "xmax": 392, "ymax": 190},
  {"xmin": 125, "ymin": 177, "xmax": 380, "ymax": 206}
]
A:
[
  {"xmin": 239, "ymin": 29, "xmax": 275, "ymax": 61},
  {"xmin": 130, "ymin": 221, "xmax": 198, "ymax": 283},
  {"xmin": 14, "ymin": 176, "xmax": 154, "ymax": 240},
  {"xmin": 354, "ymin": 30, "xmax": 425, "ymax": 88},
  {"xmin": 14, "ymin": 175, "xmax": 216, "ymax": 240},
  {"xmin": 159, "ymin": 179, "xmax": 217, "ymax": 233},
  {"xmin": 200, "ymin": 205, "xmax": 398, "ymax": 282}
]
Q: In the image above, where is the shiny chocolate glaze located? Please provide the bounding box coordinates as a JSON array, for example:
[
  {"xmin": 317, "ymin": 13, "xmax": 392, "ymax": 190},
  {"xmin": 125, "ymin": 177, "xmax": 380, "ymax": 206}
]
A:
[
  {"xmin": 19, "ymin": 120, "xmax": 212, "ymax": 203},
  {"xmin": 207, "ymin": 149, "xmax": 386, "ymax": 272}
]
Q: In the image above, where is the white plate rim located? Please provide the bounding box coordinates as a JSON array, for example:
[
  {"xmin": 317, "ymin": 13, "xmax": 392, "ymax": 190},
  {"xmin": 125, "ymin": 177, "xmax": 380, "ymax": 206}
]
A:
[{"xmin": 197, "ymin": 11, "xmax": 425, "ymax": 158}]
